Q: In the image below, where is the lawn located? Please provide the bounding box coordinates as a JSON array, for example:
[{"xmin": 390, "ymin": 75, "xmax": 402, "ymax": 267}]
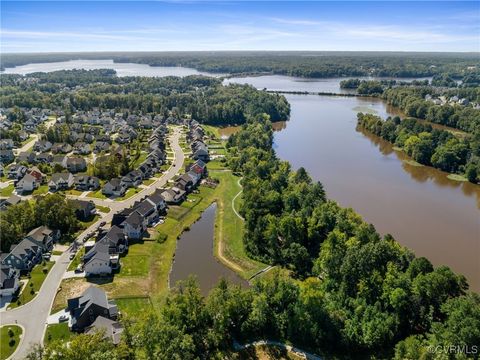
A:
[
  {"xmin": 206, "ymin": 160, "xmax": 228, "ymax": 170},
  {"xmin": 44, "ymin": 323, "xmax": 73, "ymax": 346},
  {"xmin": 78, "ymin": 215, "xmax": 100, "ymax": 229},
  {"xmin": 0, "ymin": 184, "xmax": 14, "ymax": 197},
  {"xmin": 87, "ymin": 190, "xmax": 107, "ymax": 199},
  {"xmin": 67, "ymin": 247, "xmax": 85, "ymax": 271},
  {"xmin": 63, "ymin": 189, "xmax": 83, "ymax": 196},
  {"xmin": 32, "ymin": 184, "xmax": 49, "ymax": 195},
  {"xmin": 168, "ymin": 205, "xmax": 192, "ymax": 220},
  {"xmin": 52, "ymin": 250, "xmax": 63, "ymax": 256},
  {"xmin": 115, "ymin": 188, "xmax": 140, "ymax": 201},
  {"xmin": 8, "ymin": 261, "xmax": 55, "ymax": 309},
  {"xmin": 130, "ymin": 152, "xmax": 148, "ymax": 169},
  {"xmin": 115, "ymin": 296, "xmax": 153, "ymax": 316},
  {"xmin": 0, "ymin": 325, "xmax": 22, "ymax": 360},
  {"xmin": 21, "ymin": 135, "xmax": 36, "ymax": 146},
  {"xmin": 142, "ymin": 179, "xmax": 155, "ymax": 186},
  {"xmin": 96, "ymin": 205, "xmax": 111, "ymax": 213},
  {"xmin": 117, "ymin": 240, "xmax": 154, "ymax": 277}
]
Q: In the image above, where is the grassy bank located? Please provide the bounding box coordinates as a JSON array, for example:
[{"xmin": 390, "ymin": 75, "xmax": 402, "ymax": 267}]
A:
[
  {"xmin": 44, "ymin": 323, "xmax": 73, "ymax": 345},
  {"xmin": 0, "ymin": 325, "xmax": 22, "ymax": 360}
]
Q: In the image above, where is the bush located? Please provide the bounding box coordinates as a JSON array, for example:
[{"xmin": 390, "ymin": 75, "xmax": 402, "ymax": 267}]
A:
[
  {"xmin": 8, "ymin": 328, "xmax": 14, "ymax": 338},
  {"xmin": 9, "ymin": 338, "xmax": 15, "ymax": 347},
  {"xmin": 42, "ymin": 267, "xmax": 48, "ymax": 274},
  {"xmin": 156, "ymin": 232, "xmax": 168, "ymax": 243},
  {"xmin": 30, "ymin": 289, "xmax": 35, "ymax": 295}
]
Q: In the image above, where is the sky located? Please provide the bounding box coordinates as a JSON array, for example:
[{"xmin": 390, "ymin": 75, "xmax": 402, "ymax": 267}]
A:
[{"xmin": 1, "ymin": 1, "xmax": 479, "ymax": 53}]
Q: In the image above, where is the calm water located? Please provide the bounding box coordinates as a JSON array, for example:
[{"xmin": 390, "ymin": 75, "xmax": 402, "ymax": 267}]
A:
[
  {"xmin": 2, "ymin": 59, "xmax": 222, "ymax": 77},
  {"xmin": 169, "ymin": 204, "xmax": 248, "ymax": 295},
  {"xmin": 228, "ymin": 71, "xmax": 479, "ymax": 291}
]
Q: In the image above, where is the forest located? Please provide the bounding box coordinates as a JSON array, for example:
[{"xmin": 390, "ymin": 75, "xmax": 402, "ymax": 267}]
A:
[
  {"xmin": 28, "ymin": 114, "xmax": 480, "ymax": 360},
  {"xmin": 2, "ymin": 51, "xmax": 479, "ymax": 78},
  {"xmin": 357, "ymin": 114, "xmax": 480, "ymax": 183},
  {"xmin": 0, "ymin": 70, "xmax": 290, "ymax": 125}
]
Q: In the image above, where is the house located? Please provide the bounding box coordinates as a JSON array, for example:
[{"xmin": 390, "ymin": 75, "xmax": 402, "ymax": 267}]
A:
[
  {"xmin": 71, "ymin": 200, "xmax": 96, "ymax": 220},
  {"xmin": 74, "ymin": 175, "xmax": 100, "ymax": 191},
  {"xmin": 86, "ymin": 316, "xmax": 124, "ymax": 345},
  {"xmin": 0, "ymin": 150, "xmax": 14, "ymax": 164},
  {"xmin": 102, "ymin": 178, "xmax": 126, "ymax": 197},
  {"xmin": 27, "ymin": 166, "xmax": 45, "ymax": 184},
  {"xmin": 0, "ymin": 139, "xmax": 14, "ymax": 150},
  {"xmin": 146, "ymin": 190, "xmax": 167, "ymax": 213},
  {"xmin": 160, "ymin": 187, "xmax": 186, "ymax": 205},
  {"xmin": 36, "ymin": 153, "xmax": 53, "ymax": 164},
  {"xmin": 99, "ymin": 226, "xmax": 128, "ymax": 254},
  {"xmin": 122, "ymin": 211, "xmax": 146, "ymax": 240},
  {"xmin": 51, "ymin": 143, "xmax": 73, "ymax": 154},
  {"xmin": 188, "ymin": 159, "xmax": 208, "ymax": 178},
  {"xmin": 111, "ymin": 207, "xmax": 136, "ymax": 228},
  {"xmin": 2, "ymin": 238, "xmax": 43, "ymax": 271},
  {"xmin": 52, "ymin": 155, "xmax": 68, "ymax": 168},
  {"xmin": 73, "ymin": 142, "xmax": 91, "ymax": 155},
  {"xmin": 65, "ymin": 157, "xmax": 87, "ymax": 173},
  {"xmin": 0, "ymin": 194, "xmax": 21, "ymax": 210},
  {"xmin": 175, "ymin": 173, "xmax": 194, "ymax": 192},
  {"xmin": 33, "ymin": 140, "xmax": 52, "ymax": 152},
  {"xmin": 25, "ymin": 226, "xmax": 59, "ymax": 252},
  {"xmin": 7, "ymin": 164, "xmax": 27, "ymax": 179},
  {"xmin": 83, "ymin": 242, "xmax": 114, "ymax": 277},
  {"xmin": 0, "ymin": 265, "xmax": 20, "ymax": 297},
  {"xmin": 135, "ymin": 199, "xmax": 159, "ymax": 226},
  {"xmin": 192, "ymin": 143, "xmax": 209, "ymax": 162},
  {"xmin": 15, "ymin": 173, "xmax": 38, "ymax": 193},
  {"xmin": 49, "ymin": 172, "xmax": 74, "ymax": 191},
  {"xmin": 120, "ymin": 170, "xmax": 143, "ymax": 188},
  {"xmin": 16, "ymin": 152, "xmax": 36, "ymax": 164},
  {"xmin": 94, "ymin": 141, "xmax": 110, "ymax": 153},
  {"xmin": 67, "ymin": 286, "xmax": 118, "ymax": 331}
]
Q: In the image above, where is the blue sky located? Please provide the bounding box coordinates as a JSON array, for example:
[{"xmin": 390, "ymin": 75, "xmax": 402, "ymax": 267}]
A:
[{"xmin": 1, "ymin": 1, "xmax": 479, "ymax": 53}]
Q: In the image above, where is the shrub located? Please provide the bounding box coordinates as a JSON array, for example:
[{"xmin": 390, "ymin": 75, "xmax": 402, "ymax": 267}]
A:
[
  {"xmin": 42, "ymin": 267, "xmax": 48, "ymax": 274},
  {"xmin": 156, "ymin": 232, "xmax": 168, "ymax": 243},
  {"xmin": 9, "ymin": 338, "xmax": 15, "ymax": 347},
  {"xmin": 8, "ymin": 328, "xmax": 14, "ymax": 338}
]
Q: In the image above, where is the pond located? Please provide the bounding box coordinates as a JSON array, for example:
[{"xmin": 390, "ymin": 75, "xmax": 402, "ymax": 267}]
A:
[{"xmin": 169, "ymin": 203, "xmax": 248, "ymax": 295}]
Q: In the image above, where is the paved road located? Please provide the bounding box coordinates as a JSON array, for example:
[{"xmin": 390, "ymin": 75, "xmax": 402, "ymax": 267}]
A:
[
  {"xmin": 0, "ymin": 127, "xmax": 185, "ymax": 359},
  {"xmin": 13, "ymin": 117, "xmax": 56, "ymax": 156}
]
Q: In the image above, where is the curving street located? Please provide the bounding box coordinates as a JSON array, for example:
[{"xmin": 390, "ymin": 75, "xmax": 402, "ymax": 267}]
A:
[{"xmin": 0, "ymin": 127, "xmax": 185, "ymax": 359}]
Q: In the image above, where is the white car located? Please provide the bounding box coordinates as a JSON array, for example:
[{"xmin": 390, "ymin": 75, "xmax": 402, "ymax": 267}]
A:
[{"xmin": 59, "ymin": 315, "xmax": 68, "ymax": 322}]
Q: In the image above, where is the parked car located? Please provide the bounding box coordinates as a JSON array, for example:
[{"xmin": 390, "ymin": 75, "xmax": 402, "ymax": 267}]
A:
[
  {"xmin": 74, "ymin": 265, "xmax": 83, "ymax": 273},
  {"xmin": 99, "ymin": 221, "xmax": 106, "ymax": 227},
  {"xmin": 59, "ymin": 315, "xmax": 68, "ymax": 322},
  {"xmin": 69, "ymin": 253, "xmax": 75, "ymax": 260}
]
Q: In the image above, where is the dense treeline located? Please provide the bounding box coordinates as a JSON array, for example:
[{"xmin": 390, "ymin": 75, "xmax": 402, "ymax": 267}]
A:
[
  {"xmin": 2, "ymin": 51, "xmax": 479, "ymax": 78},
  {"xmin": 0, "ymin": 194, "xmax": 81, "ymax": 252},
  {"xmin": 357, "ymin": 113, "xmax": 480, "ymax": 183},
  {"xmin": 0, "ymin": 71, "xmax": 290, "ymax": 125},
  {"xmin": 383, "ymin": 87, "xmax": 480, "ymax": 133},
  {"xmin": 224, "ymin": 115, "xmax": 477, "ymax": 356}
]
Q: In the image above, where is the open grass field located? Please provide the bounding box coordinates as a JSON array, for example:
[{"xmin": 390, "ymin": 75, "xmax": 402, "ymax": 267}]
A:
[
  {"xmin": 44, "ymin": 323, "xmax": 73, "ymax": 346},
  {"xmin": 0, "ymin": 325, "xmax": 22, "ymax": 360},
  {"xmin": 8, "ymin": 261, "xmax": 55, "ymax": 309}
]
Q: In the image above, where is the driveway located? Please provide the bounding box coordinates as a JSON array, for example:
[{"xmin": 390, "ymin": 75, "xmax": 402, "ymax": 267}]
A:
[{"xmin": 0, "ymin": 127, "xmax": 185, "ymax": 359}]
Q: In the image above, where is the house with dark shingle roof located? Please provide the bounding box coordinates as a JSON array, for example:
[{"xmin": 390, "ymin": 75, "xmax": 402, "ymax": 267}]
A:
[
  {"xmin": 122, "ymin": 211, "xmax": 146, "ymax": 240},
  {"xmin": 67, "ymin": 286, "xmax": 118, "ymax": 332},
  {"xmin": 49, "ymin": 172, "xmax": 74, "ymax": 191},
  {"xmin": 70, "ymin": 199, "xmax": 96, "ymax": 220}
]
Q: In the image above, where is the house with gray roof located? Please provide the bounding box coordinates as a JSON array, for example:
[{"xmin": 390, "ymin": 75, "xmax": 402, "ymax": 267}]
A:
[
  {"xmin": 67, "ymin": 286, "xmax": 118, "ymax": 332},
  {"xmin": 0, "ymin": 265, "xmax": 20, "ymax": 297},
  {"xmin": 86, "ymin": 316, "xmax": 124, "ymax": 345},
  {"xmin": 49, "ymin": 172, "xmax": 74, "ymax": 191}
]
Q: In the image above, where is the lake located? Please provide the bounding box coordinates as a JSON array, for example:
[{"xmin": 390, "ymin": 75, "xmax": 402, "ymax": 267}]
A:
[
  {"xmin": 169, "ymin": 204, "xmax": 248, "ymax": 295},
  {"xmin": 3, "ymin": 59, "xmax": 478, "ymax": 291},
  {"xmin": 2, "ymin": 59, "xmax": 222, "ymax": 77},
  {"xmin": 227, "ymin": 74, "xmax": 479, "ymax": 291}
]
